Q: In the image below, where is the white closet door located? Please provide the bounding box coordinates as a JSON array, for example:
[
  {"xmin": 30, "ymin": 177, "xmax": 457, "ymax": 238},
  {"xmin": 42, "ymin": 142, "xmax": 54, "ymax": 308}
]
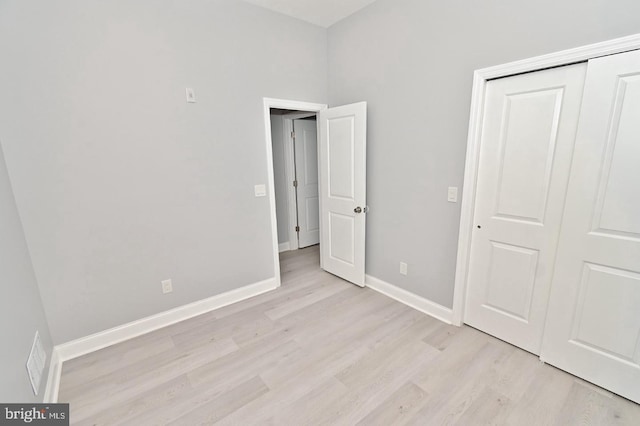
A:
[
  {"xmin": 293, "ymin": 118, "xmax": 320, "ymax": 248},
  {"xmin": 541, "ymin": 50, "xmax": 640, "ymax": 404},
  {"xmin": 465, "ymin": 63, "xmax": 587, "ymax": 354}
]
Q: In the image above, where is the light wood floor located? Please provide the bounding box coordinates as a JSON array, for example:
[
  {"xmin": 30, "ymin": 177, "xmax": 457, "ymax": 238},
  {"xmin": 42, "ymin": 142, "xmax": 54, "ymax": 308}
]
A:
[{"xmin": 59, "ymin": 245, "xmax": 640, "ymax": 425}]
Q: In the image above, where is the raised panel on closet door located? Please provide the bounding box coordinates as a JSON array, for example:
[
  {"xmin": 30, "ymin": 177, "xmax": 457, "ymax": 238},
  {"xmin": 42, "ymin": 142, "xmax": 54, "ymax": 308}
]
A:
[
  {"xmin": 541, "ymin": 49, "xmax": 640, "ymax": 404},
  {"xmin": 464, "ymin": 63, "xmax": 587, "ymax": 354}
]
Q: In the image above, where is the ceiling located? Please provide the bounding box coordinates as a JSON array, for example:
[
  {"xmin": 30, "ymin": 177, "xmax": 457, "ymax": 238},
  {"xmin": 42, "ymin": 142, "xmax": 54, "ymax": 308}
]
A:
[{"xmin": 241, "ymin": 0, "xmax": 378, "ymax": 28}]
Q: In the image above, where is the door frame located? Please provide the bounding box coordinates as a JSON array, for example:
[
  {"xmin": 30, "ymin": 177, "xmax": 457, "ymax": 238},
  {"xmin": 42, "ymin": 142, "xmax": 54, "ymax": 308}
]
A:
[
  {"xmin": 263, "ymin": 98, "xmax": 327, "ymax": 288},
  {"xmin": 452, "ymin": 33, "xmax": 640, "ymax": 326}
]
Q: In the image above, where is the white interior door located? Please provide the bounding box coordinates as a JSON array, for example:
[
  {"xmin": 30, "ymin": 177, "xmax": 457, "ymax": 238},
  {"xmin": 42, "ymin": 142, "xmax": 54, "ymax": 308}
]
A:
[
  {"xmin": 540, "ymin": 50, "xmax": 640, "ymax": 404},
  {"xmin": 319, "ymin": 102, "xmax": 367, "ymax": 286},
  {"xmin": 293, "ymin": 118, "xmax": 320, "ymax": 248},
  {"xmin": 465, "ymin": 64, "xmax": 587, "ymax": 354}
]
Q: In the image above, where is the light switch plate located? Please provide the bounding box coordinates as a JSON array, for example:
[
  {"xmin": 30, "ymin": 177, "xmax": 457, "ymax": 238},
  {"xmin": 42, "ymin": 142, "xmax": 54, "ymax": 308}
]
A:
[
  {"xmin": 254, "ymin": 184, "xmax": 267, "ymax": 197},
  {"xmin": 447, "ymin": 187, "xmax": 458, "ymax": 203},
  {"xmin": 185, "ymin": 88, "xmax": 196, "ymax": 103}
]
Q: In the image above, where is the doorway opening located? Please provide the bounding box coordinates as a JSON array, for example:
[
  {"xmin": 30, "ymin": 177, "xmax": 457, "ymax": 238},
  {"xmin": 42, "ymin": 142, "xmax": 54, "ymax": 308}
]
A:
[
  {"xmin": 270, "ymin": 108, "xmax": 319, "ymax": 254},
  {"xmin": 270, "ymin": 109, "xmax": 322, "ymax": 281},
  {"xmin": 262, "ymin": 99, "xmax": 327, "ymax": 288}
]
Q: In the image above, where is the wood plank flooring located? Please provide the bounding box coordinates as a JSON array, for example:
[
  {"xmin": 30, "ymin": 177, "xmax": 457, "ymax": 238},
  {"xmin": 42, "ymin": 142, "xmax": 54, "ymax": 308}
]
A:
[{"xmin": 58, "ymin": 245, "xmax": 640, "ymax": 425}]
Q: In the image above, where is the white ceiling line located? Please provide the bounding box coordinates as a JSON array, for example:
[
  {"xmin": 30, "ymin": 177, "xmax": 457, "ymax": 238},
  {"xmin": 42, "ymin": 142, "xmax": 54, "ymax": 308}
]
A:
[{"xmin": 241, "ymin": 0, "xmax": 378, "ymax": 28}]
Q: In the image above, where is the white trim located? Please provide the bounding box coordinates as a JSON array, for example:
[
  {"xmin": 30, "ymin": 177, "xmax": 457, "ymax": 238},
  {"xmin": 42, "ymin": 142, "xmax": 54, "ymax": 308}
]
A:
[
  {"xmin": 365, "ymin": 275, "xmax": 453, "ymax": 324},
  {"xmin": 452, "ymin": 33, "xmax": 640, "ymax": 327},
  {"xmin": 43, "ymin": 277, "xmax": 277, "ymax": 402},
  {"xmin": 452, "ymin": 68, "xmax": 485, "ymax": 327},
  {"xmin": 55, "ymin": 277, "xmax": 277, "ymax": 361},
  {"xmin": 263, "ymin": 98, "xmax": 327, "ymax": 284},
  {"xmin": 43, "ymin": 348, "xmax": 61, "ymax": 403},
  {"xmin": 282, "ymin": 117, "xmax": 299, "ymax": 251},
  {"xmin": 476, "ymin": 34, "xmax": 640, "ymax": 81},
  {"xmin": 278, "ymin": 242, "xmax": 291, "ymax": 253}
]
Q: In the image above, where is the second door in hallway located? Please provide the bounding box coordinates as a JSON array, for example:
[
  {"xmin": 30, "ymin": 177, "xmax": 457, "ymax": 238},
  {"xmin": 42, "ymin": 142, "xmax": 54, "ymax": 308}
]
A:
[{"xmin": 293, "ymin": 118, "xmax": 320, "ymax": 248}]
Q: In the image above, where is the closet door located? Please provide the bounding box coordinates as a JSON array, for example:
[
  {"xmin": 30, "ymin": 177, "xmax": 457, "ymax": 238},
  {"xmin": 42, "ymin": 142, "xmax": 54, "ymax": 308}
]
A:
[
  {"xmin": 541, "ymin": 50, "xmax": 640, "ymax": 404},
  {"xmin": 464, "ymin": 63, "xmax": 587, "ymax": 354}
]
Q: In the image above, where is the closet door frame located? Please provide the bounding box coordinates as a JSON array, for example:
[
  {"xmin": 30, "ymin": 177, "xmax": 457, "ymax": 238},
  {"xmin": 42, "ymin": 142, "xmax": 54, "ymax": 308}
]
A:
[{"xmin": 452, "ymin": 33, "xmax": 640, "ymax": 327}]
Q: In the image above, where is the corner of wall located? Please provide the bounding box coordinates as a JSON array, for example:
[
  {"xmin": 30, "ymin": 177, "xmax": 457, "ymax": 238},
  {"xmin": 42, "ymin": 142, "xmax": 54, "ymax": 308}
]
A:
[{"xmin": 365, "ymin": 274, "xmax": 454, "ymax": 324}]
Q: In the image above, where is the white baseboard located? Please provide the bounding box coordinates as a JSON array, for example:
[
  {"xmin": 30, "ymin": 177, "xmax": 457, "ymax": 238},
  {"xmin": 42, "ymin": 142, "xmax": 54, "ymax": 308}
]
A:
[
  {"xmin": 43, "ymin": 348, "xmax": 62, "ymax": 403},
  {"xmin": 365, "ymin": 274, "xmax": 453, "ymax": 324},
  {"xmin": 278, "ymin": 242, "xmax": 291, "ymax": 253},
  {"xmin": 46, "ymin": 277, "xmax": 278, "ymax": 402}
]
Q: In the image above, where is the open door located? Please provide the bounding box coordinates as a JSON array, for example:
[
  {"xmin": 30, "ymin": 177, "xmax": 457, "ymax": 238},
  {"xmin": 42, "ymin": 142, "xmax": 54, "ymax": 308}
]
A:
[{"xmin": 319, "ymin": 102, "xmax": 367, "ymax": 286}]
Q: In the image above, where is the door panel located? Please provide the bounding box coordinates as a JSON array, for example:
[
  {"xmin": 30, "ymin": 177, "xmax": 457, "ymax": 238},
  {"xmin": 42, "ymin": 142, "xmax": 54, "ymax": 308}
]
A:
[
  {"xmin": 293, "ymin": 119, "xmax": 320, "ymax": 248},
  {"xmin": 327, "ymin": 116, "xmax": 355, "ymax": 199},
  {"xmin": 465, "ymin": 63, "xmax": 587, "ymax": 354},
  {"xmin": 494, "ymin": 89, "xmax": 564, "ymax": 223},
  {"xmin": 319, "ymin": 102, "xmax": 367, "ymax": 286},
  {"xmin": 484, "ymin": 242, "xmax": 539, "ymax": 322},
  {"xmin": 571, "ymin": 264, "xmax": 640, "ymax": 363},
  {"xmin": 541, "ymin": 50, "xmax": 640, "ymax": 403},
  {"xmin": 592, "ymin": 74, "xmax": 640, "ymax": 236},
  {"xmin": 329, "ymin": 212, "xmax": 355, "ymax": 264}
]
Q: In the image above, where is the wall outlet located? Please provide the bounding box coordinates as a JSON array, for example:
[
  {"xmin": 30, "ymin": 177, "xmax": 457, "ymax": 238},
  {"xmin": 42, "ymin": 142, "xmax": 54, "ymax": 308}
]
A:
[
  {"xmin": 254, "ymin": 184, "xmax": 267, "ymax": 197},
  {"xmin": 161, "ymin": 279, "xmax": 173, "ymax": 294},
  {"xmin": 185, "ymin": 88, "xmax": 196, "ymax": 103},
  {"xmin": 400, "ymin": 262, "xmax": 408, "ymax": 276}
]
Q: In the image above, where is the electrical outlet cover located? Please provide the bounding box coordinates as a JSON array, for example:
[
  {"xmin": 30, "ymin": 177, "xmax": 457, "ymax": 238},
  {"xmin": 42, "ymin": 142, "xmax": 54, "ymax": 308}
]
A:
[
  {"xmin": 161, "ymin": 279, "xmax": 173, "ymax": 294},
  {"xmin": 254, "ymin": 184, "xmax": 267, "ymax": 197},
  {"xmin": 185, "ymin": 88, "xmax": 196, "ymax": 103}
]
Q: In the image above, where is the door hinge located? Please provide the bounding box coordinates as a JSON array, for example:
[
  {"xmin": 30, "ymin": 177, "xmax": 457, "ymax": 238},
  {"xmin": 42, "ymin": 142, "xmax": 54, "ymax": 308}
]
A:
[
  {"xmin": 291, "ymin": 131, "xmax": 295, "ymax": 139},
  {"xmin": 295, "ymin": 226, "xmax": 300, "ymax": 232},
  {"xmin": 293, "ymin": 180, "xmax": 298, "ymax": 187}
]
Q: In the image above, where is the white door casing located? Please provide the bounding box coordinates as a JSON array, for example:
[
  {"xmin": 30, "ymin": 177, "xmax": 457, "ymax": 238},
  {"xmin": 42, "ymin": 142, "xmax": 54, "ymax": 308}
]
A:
[
  {"xmin": 540, "ymin": 50, "xmax": 640, "ymax": 404},
  {"xmin": 464, "ymin": 63, "xmax": 587, "ymax": 354},
  {"xmin": 293, "ymin": 118, "xmax": 320, "ymax": 248},
  {"xmin": 319, "ymin": 102, "xmax": 367, "ymax": 286}
]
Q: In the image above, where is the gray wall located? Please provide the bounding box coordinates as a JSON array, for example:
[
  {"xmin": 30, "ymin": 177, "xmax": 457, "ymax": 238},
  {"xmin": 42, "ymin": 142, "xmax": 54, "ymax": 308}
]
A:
[
  {"xmin": 0, "ymin": 0, "xmax": 327, "ymax": 343},
  {"xmin": 0, "ymin": 144, "xmax": 53, "ymax": 402},
  {"xmin": 270, "ymin": 114, "xmax": 290, "ymax": 245},
  {"xmin": 328, "ymin": 0, "xmax": 640, "ymax": 307}
]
